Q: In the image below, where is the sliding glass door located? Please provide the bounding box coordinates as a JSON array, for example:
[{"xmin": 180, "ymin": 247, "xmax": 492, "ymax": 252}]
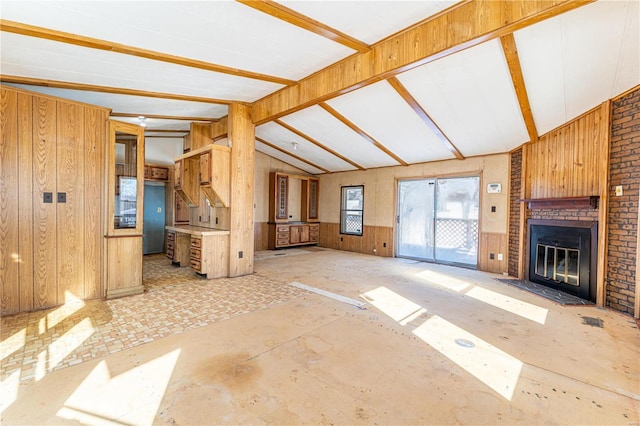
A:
[
  {"xmin": 397, "ymin": 179, "xmax": 436, "ymax": 261},
  {"xmin": 397, "ymin": 176, "xmax": 479, "ymax": 267}
]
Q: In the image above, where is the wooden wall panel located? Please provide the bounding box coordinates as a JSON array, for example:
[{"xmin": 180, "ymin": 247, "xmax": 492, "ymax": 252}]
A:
[
  {"xmin": 254, "ymin": 222, "xmax": 269, "ymax": 251},
  {"xmin": 32, "ymin": 96, "xmax": 58, "ymax": 309},
  {"xmin": 0, "ymin": 88, "xmax": 20, "ymax": 314},
  {"xmin": 478, "ymin": 232, "xmax": 508, "ymax": 273},
  {"xmin": 106, "ymin": 237, "xmax": 143, "ymax": 298},
  {"xmin": 525, "ymin": 106, "xmax": 606, "ymax": 199},
  {"xmin": 57, "ymin": 102, "xmax": 85, "ymax": 302},
  {"xmin": 84, "ymin": 107, "xmax": 106, "ymax": 300},
  {"xmin": 18, "ymin": 93, "xmax": 34, "ymax": 312},
  {"xmin": 228, "ymin": 103, "xmax": 255, "ymax": 277},
  {"xmin": 319, "ymin": 223, "xmax": 394, "ymax": 257}
]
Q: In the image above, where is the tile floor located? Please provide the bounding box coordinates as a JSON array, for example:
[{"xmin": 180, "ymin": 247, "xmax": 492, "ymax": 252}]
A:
[{"xmin": 1, "ymin": 254, "xmax": 304, "ymax": 384}]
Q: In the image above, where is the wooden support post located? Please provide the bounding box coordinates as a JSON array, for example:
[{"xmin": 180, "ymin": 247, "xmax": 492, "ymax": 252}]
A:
[
  {"xmin": 228, "ymin": 103, "xmax": 255, "ymax": 277},
  {"xmin": 596, "ymin": 101, "xmax": 611, "ymax": 308}
]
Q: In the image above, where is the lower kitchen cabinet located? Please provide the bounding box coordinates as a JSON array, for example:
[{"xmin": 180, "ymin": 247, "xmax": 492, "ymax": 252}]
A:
[
  {"xmin": 268, "ymin": 222, "xmax": 319, "ymax": 249},
  {"xmin": 189, "ymin": 234, "xmax": 229, "ymax": 278}
]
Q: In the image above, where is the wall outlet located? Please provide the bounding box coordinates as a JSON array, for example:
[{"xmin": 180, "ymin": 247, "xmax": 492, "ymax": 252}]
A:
[
  {"xmin": 215, "ymin": 217, "xmax": 218, "ymax": 224},
  {"xmin": 238, "ymin": 251, "xmax": 243, "ymax": 259},
  {"xmin": 497, "ymin": 253, "xmax": 503, "ymax": 261},
  {"xmin": 383, "ymin": 242, "xmax": 387, "ymax": 248},
  {"xmin": 489, "ymin": 253, "xmax": 495, "ymax": 260}
]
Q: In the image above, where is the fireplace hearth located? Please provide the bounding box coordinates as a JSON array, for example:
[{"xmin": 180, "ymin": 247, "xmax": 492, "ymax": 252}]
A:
[{"xmin": 527, "ymin": 220, "xmax": 597, "ymax": 302}]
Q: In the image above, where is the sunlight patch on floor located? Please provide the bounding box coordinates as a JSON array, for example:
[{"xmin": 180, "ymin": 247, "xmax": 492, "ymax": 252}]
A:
[
  {"xmin": 44, "ymin": 291, "xmax": 85, "ymax": 330},
  {"xmin": 57, "ymin": 349, "xmax": 181, "ymax": 425},
  {"xmin": 37, "ymin": 318, "xmax": 94, "ymax": 381},
  {"xmin": 466, "ymin": 286, "xmax": 548, "ymax": 325},
  {"xmin": 1, "ymin": 328, "xmax": 25, "ymax": 361},
  {"xmin": 361, "ymin": 286, "xmax": 425, "ymax": 324},
  {"xmin": 0, "ymin": 369, "xmax": 21, "ymax": 413},
  {"xmin": 415, "ymin": 269, "xmax": 472, "ymax": 292},
  {"xmin": 413, "ymin": 315, "xmax": 522, "ymax": 400}
]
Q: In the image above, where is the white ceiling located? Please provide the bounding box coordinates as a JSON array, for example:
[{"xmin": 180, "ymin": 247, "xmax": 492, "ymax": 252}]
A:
[{"xmin": 1, "ymin": 0, "xmax": 638, "ymax": 175}]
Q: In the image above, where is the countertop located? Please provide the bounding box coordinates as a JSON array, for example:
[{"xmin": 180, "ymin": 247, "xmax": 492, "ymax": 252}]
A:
[{"xmin": 165, "ymin": 225, "xmax": 230, "ymax": 236}]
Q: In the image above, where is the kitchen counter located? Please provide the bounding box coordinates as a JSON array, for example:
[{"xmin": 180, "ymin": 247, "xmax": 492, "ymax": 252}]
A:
[{"xmin": 165, "ymin": 225, "xmax": 230, "ymax": 236}]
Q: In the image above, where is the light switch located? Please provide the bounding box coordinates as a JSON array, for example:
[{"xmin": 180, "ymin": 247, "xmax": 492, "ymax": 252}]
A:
[
  {"xmin": 157, "ymin": 207, "xmax": 162, "ymax": 213},
  {"xmin": 615, "ymin": 185, "xmax": 623, "ymax": 196}
]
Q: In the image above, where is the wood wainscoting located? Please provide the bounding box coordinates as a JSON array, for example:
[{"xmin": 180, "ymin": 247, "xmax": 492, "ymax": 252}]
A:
[
  {"xmin": 319, "ymin": 223, "xmax": 394, "ymax": 257},
  {"xmin": 478, "ymin": 232, "xmax": 508, "ymax": 274},
  {"xmin": 254, "ymin": 222, "xmax": 269, "ymax": 251}
]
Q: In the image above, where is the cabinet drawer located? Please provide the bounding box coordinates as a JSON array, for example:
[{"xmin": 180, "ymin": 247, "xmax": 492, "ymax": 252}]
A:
[
  {"xmin": 166, "ymin": 249, "xmax": 174, "ymax": 259},
  {"xmin": 190, "ymin": 259, "xmax": 202, "ymax": 271},
  {"xmin": 276, "ymin": 226, "xmax": 290, "ymax": 233},
  {"xmin": 166, "ymin": 241, "xmax": 175, "ymax": 251},
  {"xmin": 191, "ymin": 237, "xmax": 202, "ymax": 249},
  {"xmin": 277, "ymin": 231, "xmax": 290, "ymax": 239},
  {"xmin": 167, "ymin": 232, "xmax": 175, "ymax": 242},
  {"xmin": 190, "ymin": 248, "xmax": 201, "ymax": 260},
  {"xmin": 276, "ymin": 238, "xmax": 289, "ymax": 247},
  {"xmin": 309, "ymin": 233, "xmax": 319, "ymax": 243}
]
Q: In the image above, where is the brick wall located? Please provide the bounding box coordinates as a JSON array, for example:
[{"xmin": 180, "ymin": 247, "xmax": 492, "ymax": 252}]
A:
[
  {"xmin": 607, "ymin": 88, "xmax": 640, "ymax": 315},
  {"xmin": 508, "ymin": 149, "xmax": 522, "ymax": 277}
]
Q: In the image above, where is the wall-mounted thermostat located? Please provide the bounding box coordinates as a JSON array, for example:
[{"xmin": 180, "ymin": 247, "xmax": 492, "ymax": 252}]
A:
[{"xmin": 487, "ymin": 183, "xmax": 501, "ymax": 193}]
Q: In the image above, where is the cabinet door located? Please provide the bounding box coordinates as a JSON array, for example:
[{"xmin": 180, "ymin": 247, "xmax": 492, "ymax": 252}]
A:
[
  {"xmin": 300, "ymin": 225, "xmax": 310, "ymax": 243},
  {"xmin": 290, "ymin": 226, "xmax": 301, "ymax": 244},
  {"xmin": 174, "ymin": 159, "xmax": 183, "ymax": 189},
  {"xmin": 200, "ymin": 152, "xmax": 211, "ymax": 185},
  {"xmin": 175, "ymin": 193, "xmax": 190, "ymax": 223},
  {"xmin": 308, "ymin": 178, "xmax": 319, "ymax": 220},
  {"xmin": 275, "ymin": 174, "xmax": 288, "ymax": 220}
]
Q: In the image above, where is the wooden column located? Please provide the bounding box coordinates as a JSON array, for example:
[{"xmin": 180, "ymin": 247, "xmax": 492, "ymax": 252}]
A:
[
  {"xmin": 636, "ymin": 184, "xmax": 640, "ymax": 319},
  {"xmin": 596, "ymin": 101, "xmax": 611, "ymax": 307},
  {"xmin": 228, "ymin": 103, "xmax": 255, "ymax": 277}
]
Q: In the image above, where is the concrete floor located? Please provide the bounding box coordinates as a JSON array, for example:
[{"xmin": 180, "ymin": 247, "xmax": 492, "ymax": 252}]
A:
[{"xmin": 2, "ymin": 248, "xmax": 639, "ymax": 425}]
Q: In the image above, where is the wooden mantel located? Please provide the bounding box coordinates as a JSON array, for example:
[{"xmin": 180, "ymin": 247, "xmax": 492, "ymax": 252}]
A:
[{"xmin": 519, "ymin": 196, "xmax": 599, "ymax": 210}]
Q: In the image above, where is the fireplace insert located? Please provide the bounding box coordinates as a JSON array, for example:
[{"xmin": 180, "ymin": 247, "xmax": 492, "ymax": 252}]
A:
[{"xmin": 527, "ymin": 220, "xmax": 597, "ymax": 302}]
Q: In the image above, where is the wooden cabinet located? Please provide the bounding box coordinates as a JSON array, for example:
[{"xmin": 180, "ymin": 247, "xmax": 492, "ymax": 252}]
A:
[
  {"xmin": 268, "ymin": 223, "xmax": 319, "ymax": 249},
  {"xmin": 183, "ymin": 133, "xmax": 191, "ymax": 153},
  {"xmin": 302, "ymin": 178, "xmax": 320, "ymax": 221},
  {"xmin": 145, "ymin": 165, "xmax": 169, "ymax": 181},
  {"xmin": 166, "ymin": 230, "xmax": 191, "ymax": 266},
  {"xmin": 174, "ymin": 194, "xmax": 190, "ymax": 223},
  {"xmin": 269, "ymin": 172, "xmax": 289, "ymax": 222},
  {"xmin": 1, "ymin": 85, "xmax": 111, "ymax": 314},
  {"xmin": 174, "ymin": 157, "xmax": 199, "ymax": 207},
  {"xmin": 189, "ymin": 234, "xmax": 229, "ymax": 278}
]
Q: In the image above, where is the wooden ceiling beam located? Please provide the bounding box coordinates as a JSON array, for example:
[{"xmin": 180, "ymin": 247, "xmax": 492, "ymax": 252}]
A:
[
  {"xmin": 143, "ymin": 129, "xmax": 189, "ymax": 133},
  {"xmin": 236, "ymin": 0, "xmax": 369, "ymax": 53},
  {"xmin": 111, "ymin": 112, "xmax": 218, "ymax": 122},
  {"xmin": 386, "ymin": 77, "xmax": 464, "ymax": 160},
  {"xmin": 500, "ymin": 33, "xmax": 539, "ymax": 143},
  {"xmin": 0, "ymin": 75, "xmax": 230, "ymax": 104},
  {"xmin": 319, "ymin": 102, "xmax": 408, "ymax": 166},
  {"xmin": 0, "ymin": 19, "xmax": 294, "ymax": 87},
  {"xmin": 252, "ymin": 0, "xmax": 595, "ymax": 124},
  {"xmin": 274, "ymin": 119, "xmax": 365, "ymax": 171},
  {"xmin": 256, "ymin": 136, "xmax": 330, "ymax": 174}
]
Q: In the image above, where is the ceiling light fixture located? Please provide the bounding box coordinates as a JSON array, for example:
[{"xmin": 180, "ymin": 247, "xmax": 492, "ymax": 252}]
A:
[
  {"xmin": 292, "ymin": 142, "xmax": 298, "ymax": 150},
  {"xmin": 138, "ymin": 116, "xmax": 147, "ymax": 128}
]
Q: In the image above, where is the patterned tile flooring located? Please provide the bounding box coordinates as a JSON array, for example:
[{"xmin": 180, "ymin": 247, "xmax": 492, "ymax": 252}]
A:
[{"xmin": 1, "ymin": 254, "xmax": 305, "ymax": 384}]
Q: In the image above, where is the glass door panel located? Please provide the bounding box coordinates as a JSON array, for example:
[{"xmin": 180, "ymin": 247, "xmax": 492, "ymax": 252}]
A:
[
  {"xmin": 397, "ymin": 179, "xmax": 435, "ymax": 260},
  {"xmin": 434, "ymin": 177, "xmax": 479, "ymax": 267}
]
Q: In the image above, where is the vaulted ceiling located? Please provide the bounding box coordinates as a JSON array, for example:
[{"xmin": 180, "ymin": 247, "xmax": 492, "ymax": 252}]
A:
[{"xmin": 1, "ymin": 0, "xmax": 638, "ymax": 174}]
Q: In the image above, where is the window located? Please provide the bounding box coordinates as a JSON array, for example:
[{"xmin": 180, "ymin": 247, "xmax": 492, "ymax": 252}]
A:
[{"xmin": 340, "ymin": 185, "xmax": 364, "ymax": 236}]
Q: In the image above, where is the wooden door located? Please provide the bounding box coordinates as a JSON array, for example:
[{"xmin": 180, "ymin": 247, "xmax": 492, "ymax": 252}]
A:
[{"xmin": 300, "ymin": 225, "xmax": 310, "ymax": 243}]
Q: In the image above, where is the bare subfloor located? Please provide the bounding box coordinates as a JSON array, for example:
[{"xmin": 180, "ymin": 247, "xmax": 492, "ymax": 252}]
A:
[{"xmin": 2, "ymin": 248, "xmax": 639, "ymax": 425}]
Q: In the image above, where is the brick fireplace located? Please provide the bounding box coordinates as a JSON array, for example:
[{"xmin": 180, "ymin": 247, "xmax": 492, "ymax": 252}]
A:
[{"xmin": 508, "ymin": 85, "xmax": 640, "ymax": 317}]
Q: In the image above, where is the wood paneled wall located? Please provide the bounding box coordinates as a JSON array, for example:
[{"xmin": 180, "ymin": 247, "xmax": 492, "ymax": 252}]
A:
[
  {"xmin": 524, "ymin": 105, "xmax": 609, "ymax": 199},
  {"xmin": 1, "ymin": 85, "xmax": 108, "ymax": 315},
  {"xmin": 319, "ymin": 223, "xmax": 394, "ymax": 257},
  {"xmin": 478, "ymin": 233, "xmax": 508, "ymax": 273}
]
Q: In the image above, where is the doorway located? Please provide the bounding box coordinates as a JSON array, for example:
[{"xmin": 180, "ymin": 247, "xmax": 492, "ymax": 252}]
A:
[
  {"xmin": 143, "ymin": 183, "xmax": 166, "ymax": 254},
  {"xmin": 397, "ymin": 176, "xmax": 479, "ymax": 267}
]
